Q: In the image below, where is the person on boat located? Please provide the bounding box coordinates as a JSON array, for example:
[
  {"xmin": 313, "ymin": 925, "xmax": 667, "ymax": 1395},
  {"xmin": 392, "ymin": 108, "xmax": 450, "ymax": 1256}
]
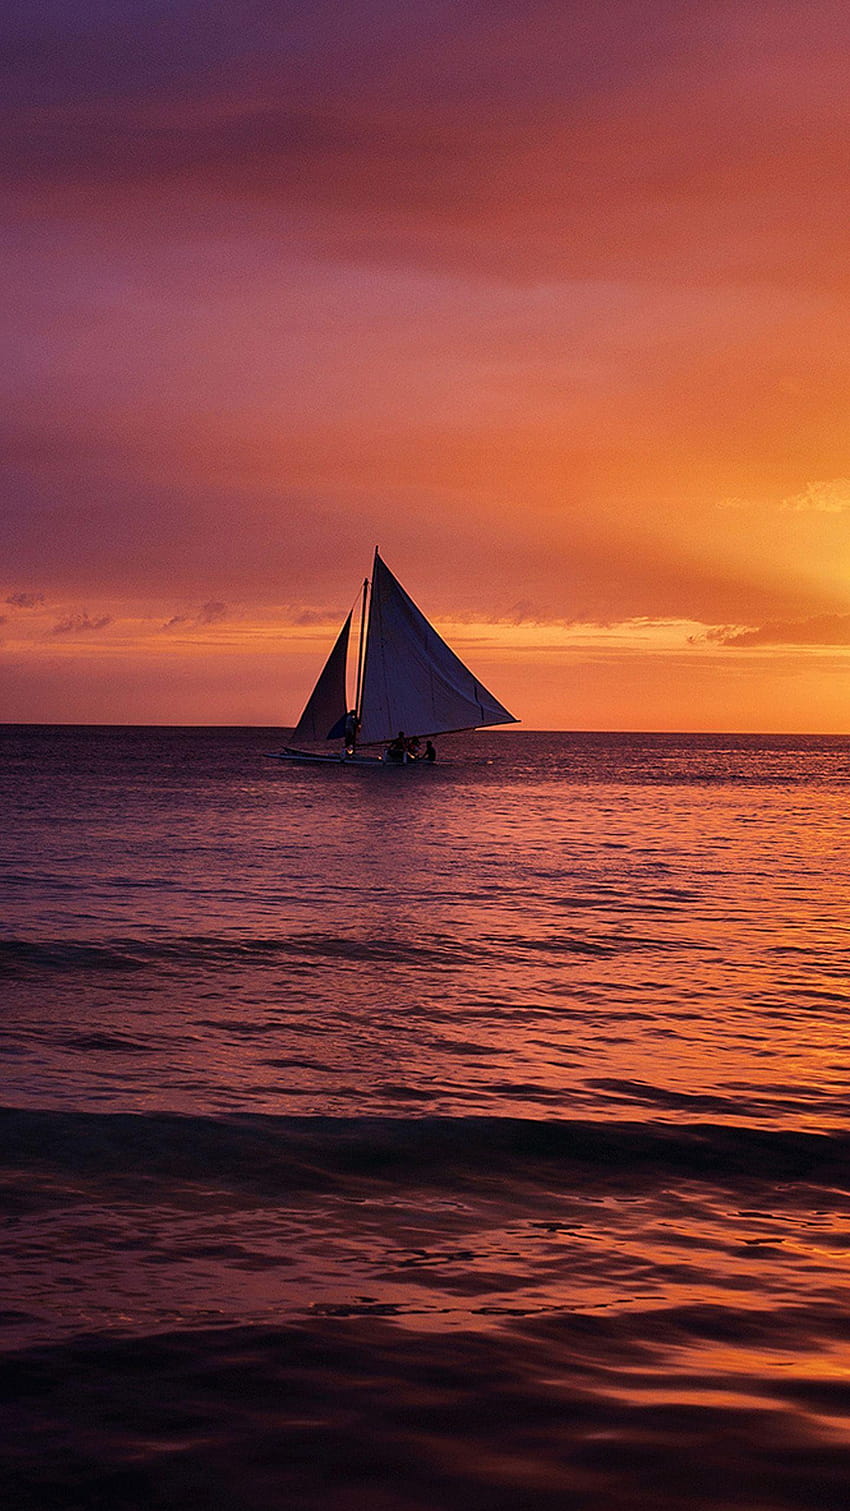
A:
[
  {"xmin": 406, "ymin": 735, "xmax": 421, "ymax": 759},
  {"xmin": 423, "ymin": 740, "xmax": 436, "ymax": 762},
  {"xmin": 386, "ymin": 732, "xmax": 406, "ymax": 762},
  {"xmin": 343, "ymin": 710, "xmax": 358, "ymax": 755}
]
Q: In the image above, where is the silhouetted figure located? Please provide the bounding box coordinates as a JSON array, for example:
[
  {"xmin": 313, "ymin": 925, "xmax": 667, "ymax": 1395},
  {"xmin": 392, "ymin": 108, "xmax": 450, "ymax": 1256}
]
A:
[
  {"xmin": 343, "ymin": 710, "xmax": 358, "ymax": 754},
  {"xmin": 424, "ymin": 740, "xmax": 436, "ymax": 763},
  {"xmin": 386, "ymin": 732, "xmax": 406, "ymax": 763}
]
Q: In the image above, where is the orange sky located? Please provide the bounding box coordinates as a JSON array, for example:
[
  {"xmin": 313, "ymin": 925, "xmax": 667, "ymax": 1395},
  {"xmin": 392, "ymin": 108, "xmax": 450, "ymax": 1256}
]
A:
[{"xmin": 3, "ymin": 1, "xmax": 850, "ymax": 728}]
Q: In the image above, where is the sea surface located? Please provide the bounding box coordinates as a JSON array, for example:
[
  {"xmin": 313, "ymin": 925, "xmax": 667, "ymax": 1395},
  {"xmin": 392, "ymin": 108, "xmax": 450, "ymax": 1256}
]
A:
[{"xmin": 3, "ymin": 725, "xmax": 850, "ymax": 1509}]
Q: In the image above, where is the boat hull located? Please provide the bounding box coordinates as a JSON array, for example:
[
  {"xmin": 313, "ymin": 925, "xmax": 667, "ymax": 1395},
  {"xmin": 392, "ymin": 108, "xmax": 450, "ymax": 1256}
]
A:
[
  {"xmin": 266, "ymin": 748, "xmax": 434, "ymax": 768},
  {"xmin": 267, "ymin": 748, "xmax": 383, "ymax": 766}
]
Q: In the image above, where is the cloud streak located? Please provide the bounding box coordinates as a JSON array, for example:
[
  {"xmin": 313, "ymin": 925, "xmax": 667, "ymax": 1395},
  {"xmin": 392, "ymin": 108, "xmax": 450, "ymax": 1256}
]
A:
[
  {"xmin": 782, "ymin": 480, "xmax": 850, "ymax": 514},
  {"xmin": 162, "ymin": 601, "xmax": 229, "ymax": 630},
  {"xmin": 709, "ymin": 615, "xmax": 850, "ymax": 648},
  {"xmin": 51, "ymin": 611, "xmax": 112, "ymax": 635},
  {"xmin": 6, "ymin": 591, "xmax": 44, "ymax": 608}
]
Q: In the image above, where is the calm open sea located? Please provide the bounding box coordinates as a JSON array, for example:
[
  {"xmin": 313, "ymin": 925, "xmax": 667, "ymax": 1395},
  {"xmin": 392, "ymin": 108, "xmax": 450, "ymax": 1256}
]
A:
[{"xmin": 3, "ymin": 725, "xmax": 850, "ymax": 1509}]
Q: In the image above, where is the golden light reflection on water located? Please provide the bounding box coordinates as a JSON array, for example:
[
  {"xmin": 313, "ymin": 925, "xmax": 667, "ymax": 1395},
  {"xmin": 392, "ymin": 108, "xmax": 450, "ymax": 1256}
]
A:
[{"xmin": 7, "ymin": 747, "xmax": 850, "ymax": 1130}]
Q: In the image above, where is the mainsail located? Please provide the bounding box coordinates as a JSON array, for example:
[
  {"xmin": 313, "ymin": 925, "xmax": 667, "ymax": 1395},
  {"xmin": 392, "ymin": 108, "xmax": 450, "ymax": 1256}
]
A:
[
  {"xmin": 289, "ymin": 611, "xmax": 351, "ymax": 745},
  {"xmin": 356, "ymin": 552, "xmax": 517, "ymax": 746}
]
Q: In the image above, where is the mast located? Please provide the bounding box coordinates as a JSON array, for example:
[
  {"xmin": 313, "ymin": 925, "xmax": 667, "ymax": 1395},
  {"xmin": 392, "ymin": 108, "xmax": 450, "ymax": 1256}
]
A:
[{"xmin": 354, "ymin": 574, "xmax": 370, "ymax": 733}]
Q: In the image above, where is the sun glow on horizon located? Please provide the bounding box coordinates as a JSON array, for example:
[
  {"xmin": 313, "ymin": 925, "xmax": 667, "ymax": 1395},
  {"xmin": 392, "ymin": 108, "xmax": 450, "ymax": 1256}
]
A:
[{"xmin": 4, "ymin": 589, "xmax": 850, "ymax": 731}]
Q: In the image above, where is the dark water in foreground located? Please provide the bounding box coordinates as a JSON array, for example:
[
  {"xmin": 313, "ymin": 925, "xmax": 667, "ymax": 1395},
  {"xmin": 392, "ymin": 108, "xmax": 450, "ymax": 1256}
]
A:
[{"xmin": 3, "ymin": 726, "xmax": 850, "ymax": 1508}]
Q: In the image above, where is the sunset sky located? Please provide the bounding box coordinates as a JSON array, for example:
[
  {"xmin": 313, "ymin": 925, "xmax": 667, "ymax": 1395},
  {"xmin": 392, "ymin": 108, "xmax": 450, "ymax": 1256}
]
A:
[{"xmin": 4, "ymin": 0, "xmax": 850, "ymax": 729}]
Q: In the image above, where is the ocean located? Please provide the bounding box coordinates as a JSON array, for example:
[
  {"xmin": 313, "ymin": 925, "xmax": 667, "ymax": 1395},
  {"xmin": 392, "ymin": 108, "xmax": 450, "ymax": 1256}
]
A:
[{"xmin": 3, "ymin": 725, "xmax": 850, "ymax": 1509}]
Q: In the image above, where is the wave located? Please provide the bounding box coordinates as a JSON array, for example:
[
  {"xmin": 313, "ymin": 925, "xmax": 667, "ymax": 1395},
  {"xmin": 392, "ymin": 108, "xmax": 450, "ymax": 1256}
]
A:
[
  {"xmin": 0, "ymin": 931, "xmax": 473, "ymax": 976},
  {"xmin": 8, "ymin": 1304, "xmax": 850, "ymax": 1511},
  {"xmin": 1, "ymin": 925, "xmax": 652, "ymax": 977},
  {"xmin": 2, "ymin": 1108, "xmax": 848, "ymax": 1203}
]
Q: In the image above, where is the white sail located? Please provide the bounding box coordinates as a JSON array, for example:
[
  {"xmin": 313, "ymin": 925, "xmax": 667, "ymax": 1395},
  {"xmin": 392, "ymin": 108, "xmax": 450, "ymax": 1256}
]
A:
[
  {"xmin": 289, "ymin": 611, "xmax": 351, "ymax": 745},
  {"xmin": 356, "ymin": 553, "xmax": 517, "ymax": 746}
]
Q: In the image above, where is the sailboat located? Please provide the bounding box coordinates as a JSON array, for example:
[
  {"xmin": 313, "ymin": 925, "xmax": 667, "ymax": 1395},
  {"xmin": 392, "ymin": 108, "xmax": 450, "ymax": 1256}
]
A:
[{"xmin": 270, "ymin": 550, "xmax": 518, "ymax": 764}]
